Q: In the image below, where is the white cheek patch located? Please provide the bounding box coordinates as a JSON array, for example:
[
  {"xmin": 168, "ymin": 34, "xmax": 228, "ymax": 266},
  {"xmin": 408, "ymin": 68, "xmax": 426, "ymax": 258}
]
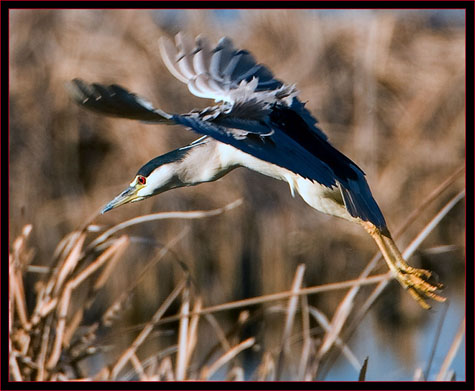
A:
[{"xmin": 136, "ymin": 165, "xmax": 174, "ymax": 197}]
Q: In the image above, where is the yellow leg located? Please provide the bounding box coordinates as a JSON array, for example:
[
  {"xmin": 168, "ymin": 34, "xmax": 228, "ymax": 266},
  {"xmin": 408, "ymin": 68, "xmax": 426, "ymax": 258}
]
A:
[{"xmin": 361, "ymin": 221, "xmax": 446, "ymax": 309}]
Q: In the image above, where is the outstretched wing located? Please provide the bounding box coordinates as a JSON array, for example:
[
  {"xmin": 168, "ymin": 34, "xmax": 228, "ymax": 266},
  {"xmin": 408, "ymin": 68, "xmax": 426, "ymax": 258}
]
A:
[
  {"xmin": 159, "ymin": 33, "xmax": 288, "ymax": 103},
  {"xmin": 66, "ymin": 79, "xmax": 172, "ymax": 123},
  {"xmin": 160, "ymin": 33, "xmax": 328, "ymax": 141}
]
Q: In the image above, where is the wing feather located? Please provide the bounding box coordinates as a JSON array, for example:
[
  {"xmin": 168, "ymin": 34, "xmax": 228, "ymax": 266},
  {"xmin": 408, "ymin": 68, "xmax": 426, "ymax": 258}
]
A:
[
  {"xmin": 66, "ymin": 79, "xmax": 172, "ymax": 123},
  {"xmin": 159, "ymin": 33, "xmax": 284, "ymax": 103},
  {"xmin": 192, "ymin": 36, "xmax": 212, "ymax": 74},
  {"xmin": 175, "ymin": 33, "xmax": 196, "ymax": 80},
  {"xmin": 159, "ymin": 37, "xmax": 189, "ymax": 83},
  {"xmin": 228, "ymin": 51, "xmax": 257, "ymax": 81}
]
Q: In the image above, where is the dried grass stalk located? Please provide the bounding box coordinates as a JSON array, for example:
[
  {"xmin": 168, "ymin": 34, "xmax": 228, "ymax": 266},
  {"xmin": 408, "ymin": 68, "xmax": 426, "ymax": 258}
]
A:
[
  {"xmin": 46, "ymin": 235, "xmax": 129, "ymax": 370},
  {"xmin": 436, "ymin": 318, "xmax": 465, "ymax": 381},
  {"xmin": 297, "ymin": 291, "xmax": 312, "ymax": 380},
  {"xmin": 276, "ymin": 264, "xmax": 306, "ymax": 379},
  {"xmin": 110, "ymin": 277, "xmax": 187, "ymax": 379},
  {"xmin": 176, "ymin": 285, "xmax": 191, "ymax": 381},
  {"xmin": 201, "ymin": 337, "xmax": 255, "ymax": 380},
  {"xmin": 308, "ymin": 307, "xmax": 361, "ymax": 372}
]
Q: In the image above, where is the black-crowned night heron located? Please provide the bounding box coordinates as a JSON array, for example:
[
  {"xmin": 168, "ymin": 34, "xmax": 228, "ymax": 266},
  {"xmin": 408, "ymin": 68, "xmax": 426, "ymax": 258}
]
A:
[{"xmin": 68, "ymin": 33, "xmax": 445, "ymax": 309}]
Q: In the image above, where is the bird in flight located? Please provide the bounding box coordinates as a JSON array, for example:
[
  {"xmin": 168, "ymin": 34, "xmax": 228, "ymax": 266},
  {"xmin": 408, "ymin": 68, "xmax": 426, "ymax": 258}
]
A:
[{"xmin": 68, "ymin": 33, "xmax": 445, "ymax": 309}]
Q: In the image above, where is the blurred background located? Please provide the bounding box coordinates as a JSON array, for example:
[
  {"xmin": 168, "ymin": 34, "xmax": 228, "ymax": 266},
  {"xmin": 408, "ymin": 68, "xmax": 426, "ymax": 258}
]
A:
[{"xmin": 9, "ymin": 9, "xmax": 465, "ymax": 380}]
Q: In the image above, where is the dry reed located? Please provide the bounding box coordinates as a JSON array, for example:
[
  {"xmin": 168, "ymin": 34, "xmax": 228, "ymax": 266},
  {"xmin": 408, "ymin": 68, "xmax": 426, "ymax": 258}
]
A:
[{"xmin": 9, "ymin": 9, "xmax": 465, "ymax": 381}]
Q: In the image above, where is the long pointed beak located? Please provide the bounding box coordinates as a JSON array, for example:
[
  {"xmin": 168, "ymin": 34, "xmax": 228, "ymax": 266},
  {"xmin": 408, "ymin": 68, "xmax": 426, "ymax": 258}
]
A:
[{"xmin": 101, "ymin": 186, "xmax": 141, "ymax": 214}]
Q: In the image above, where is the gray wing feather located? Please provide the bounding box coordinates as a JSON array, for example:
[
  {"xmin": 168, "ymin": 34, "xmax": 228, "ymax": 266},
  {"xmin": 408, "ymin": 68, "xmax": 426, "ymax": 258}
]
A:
[
  {"xmin": 192, "ymin": 36, "xmax": 212, "ymax": 74},
  {"xmin": 159, "ymin": 36, "xmax": 189, "ymax": 83},
  {"xmin": 159, "ymin": 33, "xmax": 285, "ymax": 103},
  {"xmin": 227, "ymin": 52, "xmax": 256, "ymax": 81},
  {"xmin": 175, "ymin": 33, "xmax": 196, "ymax": 80},
  {"xmin": 193, "ymin": 74, "xmax": 224, "ymax": 97},
  {"xmin": 209, "ymin": 37, "xmax": 235, "ymax": 81},
  {"xmin": 221, "ymin": 51, "xmax": 242, "ymax": 79}
]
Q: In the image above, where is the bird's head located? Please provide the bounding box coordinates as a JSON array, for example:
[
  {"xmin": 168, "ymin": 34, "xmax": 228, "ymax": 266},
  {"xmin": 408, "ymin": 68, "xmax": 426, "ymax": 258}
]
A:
[{"xmin": 101, "ymin": 149, "xmax": 188, "ymax": 214}]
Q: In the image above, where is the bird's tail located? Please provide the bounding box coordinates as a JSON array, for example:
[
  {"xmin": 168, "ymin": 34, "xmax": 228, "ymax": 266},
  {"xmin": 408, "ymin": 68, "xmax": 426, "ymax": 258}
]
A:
[{"xmin": 361, "ymin": 221, "xmax": 445, "ymax": 309}]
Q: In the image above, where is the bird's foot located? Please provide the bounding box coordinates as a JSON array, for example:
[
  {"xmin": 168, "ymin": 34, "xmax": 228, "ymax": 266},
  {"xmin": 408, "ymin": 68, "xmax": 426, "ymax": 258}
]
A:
[
  {"xmin": 396, "ymin": 262, "xmax": 433, "ymax": 280},
  {"xmin": 394, "ymin": 266, "xmax": 446, "ymax": 309},
  {"xmin": 360, "ymin": 221, "xmax": 446, "ymax": 309}
]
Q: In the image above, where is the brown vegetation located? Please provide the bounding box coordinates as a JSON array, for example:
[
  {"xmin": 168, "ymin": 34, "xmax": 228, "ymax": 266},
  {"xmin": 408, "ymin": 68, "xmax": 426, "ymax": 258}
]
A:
[{"xmin": 9, "ymin": 10, "xmax": 464, "ymax": 381}]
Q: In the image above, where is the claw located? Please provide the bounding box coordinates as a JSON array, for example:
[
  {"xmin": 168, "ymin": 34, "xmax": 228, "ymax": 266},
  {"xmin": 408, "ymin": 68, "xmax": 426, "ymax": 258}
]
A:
[
  {"xmin": 393, "ymin": 262, "xmax": 445, "ymax": 308},
  {"xmin": 421, "ymin": 290, "xmax": 446, "ymax": 303},
  {"xmin": 401, "ymin": 265, "xmax": 432, "ymax": 279},
  {"xmin": 406, "ymin": 287, "xmax": 432, "ymax": 310},
  {"xmin": 396, "ymin": 269, "xmax": 443, "ymax": 299}
]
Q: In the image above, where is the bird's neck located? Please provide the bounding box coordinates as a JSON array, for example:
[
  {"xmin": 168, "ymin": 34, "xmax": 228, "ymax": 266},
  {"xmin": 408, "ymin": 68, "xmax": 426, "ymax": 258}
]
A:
[
  {"xmin": 177, "ymin": 141, "xmax": 239, "ymax": 185},
  {"xmin": 178, "ymin": 139, "xmax": 294, "ymax": 186}
]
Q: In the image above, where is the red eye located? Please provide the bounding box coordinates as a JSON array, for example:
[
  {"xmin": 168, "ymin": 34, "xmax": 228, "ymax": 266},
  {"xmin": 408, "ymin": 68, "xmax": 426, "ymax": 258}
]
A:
[{"xmin": 137, "ymin": 176, "xmax": 146, "ymax": 185}]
